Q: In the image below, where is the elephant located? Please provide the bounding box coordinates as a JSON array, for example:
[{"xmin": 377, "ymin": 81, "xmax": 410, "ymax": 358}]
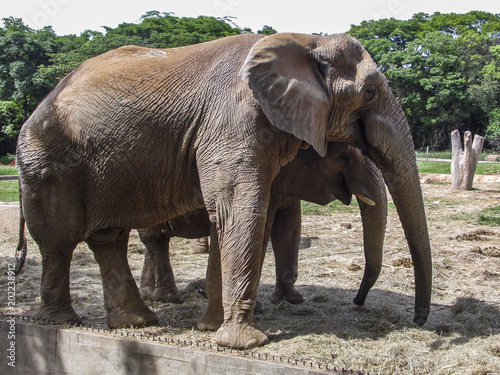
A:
[
  {"xmin": 16, "ymin": 32, "xmax": 432, "ymax": 349},
  {"xmin": 138, "ymin": 142, "xmax": 387, "ymax": 320}
]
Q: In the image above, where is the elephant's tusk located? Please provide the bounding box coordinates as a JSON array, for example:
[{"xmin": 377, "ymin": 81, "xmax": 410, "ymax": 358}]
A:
[{"xmin": 356, "ymin": 194, "xmax": 376, "ymax": 206}]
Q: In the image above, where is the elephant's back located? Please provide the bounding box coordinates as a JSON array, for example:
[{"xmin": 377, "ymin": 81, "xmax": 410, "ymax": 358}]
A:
[
  {"xmin": 19, "ymin": 33, "xmax": 264, "ymax": 143},
  {"xmin": 16, "ymin": 33, "xmax": 265, "ymax": 232},
  {"xmin": 62, "ymin": 33, "xmax": 264, "ymax": 91}
]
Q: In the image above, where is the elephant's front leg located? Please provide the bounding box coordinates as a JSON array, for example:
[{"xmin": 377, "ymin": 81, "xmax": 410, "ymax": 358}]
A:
[
  {"xmin": 86, "ymin": 229, "xmax": 158, "ymax": 329},
  {"xmin": 211, "ymin": 186, "xmax": 271, "ymax": 349},
  {"xmin": 215, "ymin": 208, "xmax": 268, "ymax": 348},
  {"xmin": 269, "ymin": 199, "xmax": 304, "ymax": 305}
]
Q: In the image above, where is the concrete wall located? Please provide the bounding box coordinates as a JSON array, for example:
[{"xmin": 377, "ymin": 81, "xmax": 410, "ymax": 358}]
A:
[
  {"xmin": 0, "ymin": 203, "xmax": 19, "ymax": 235},
  {"xmin": 0, "ymin": 320, "xmax": 336, "ymax": 375}
]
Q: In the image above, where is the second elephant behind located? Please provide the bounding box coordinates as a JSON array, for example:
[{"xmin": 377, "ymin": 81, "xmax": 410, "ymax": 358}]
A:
[{"xmin": 138, "ymin": 143, "xmax": 387, "ymax": 324}]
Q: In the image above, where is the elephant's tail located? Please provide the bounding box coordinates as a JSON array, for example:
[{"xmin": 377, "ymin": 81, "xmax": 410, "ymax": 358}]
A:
[{"xmin": 14, "ymin": 179, "xmax": 27, "ymax": 275}]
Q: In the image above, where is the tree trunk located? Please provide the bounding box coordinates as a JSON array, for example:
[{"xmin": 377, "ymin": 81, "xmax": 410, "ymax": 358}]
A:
[{"xmin": 451, "ymin": 130, "xmax": 485, "ymax": 190}]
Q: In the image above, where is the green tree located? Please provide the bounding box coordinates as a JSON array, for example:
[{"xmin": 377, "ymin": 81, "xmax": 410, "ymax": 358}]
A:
[
  {"xmin": 258, "ymin": 25, "xmax": 277, "ymax": 35},
  {"xmin": 102, "ymin": 13, "xmax": 242, "ymax": 48},
  {"xmin": 37, "ymin": 30, "xmax": 112, "ymax": 83},
  {"xmin": 348, "ymin": 15, "xmax": 425, "ymax": 65},
  {"xmin": 386, "ymin": 32, "xmax": 468, "ymax": 148},
  {"xmin": 0, "ymin": 17, "xmax": 58, "ymax": 143},
  {"xmin": 471, "ymin": 44, "xmax": 500, "ymax": 146},
  {"xmin": 0, "ymin": 100, "xmax": 24, "ymax": 137},
  {"xmin": 349, "ymin": 11, "xmax": 500, "ymax": 150}
]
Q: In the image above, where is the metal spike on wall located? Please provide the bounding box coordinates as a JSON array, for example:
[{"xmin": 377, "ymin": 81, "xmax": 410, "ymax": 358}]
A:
[{"xmin": 2, "ymin": 314, "xmax": 374, "ymax": 374}]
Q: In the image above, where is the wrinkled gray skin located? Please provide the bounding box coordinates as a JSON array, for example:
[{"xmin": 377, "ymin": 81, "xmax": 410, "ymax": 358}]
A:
[
  {"xmin": 16, "ymin": 33, "xmax": 432, "ymax": 349},
  {"xmin": 139, "ymin": 143, "xmax": 387, "ymax": 319},
  {"xmin": 138, "ymin": 210, "xmax": 210, "ymax": 304}
]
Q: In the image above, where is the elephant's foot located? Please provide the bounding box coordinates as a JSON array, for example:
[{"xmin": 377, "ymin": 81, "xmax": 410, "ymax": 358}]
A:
[
  {"xmin": 140, "ymin": 281, "xmax": 155, "ymax": 294},
  {"xmin": 215, "ymin": 321, "xmax": 268, "ymax": 349},
  {"xmin": 37, "ymin": 304, "xmax": 81, "ymax": 324},
  {"xmin": 197, "ymin": 307, "xmax": 224, "ymax": 331},
  {"xmin": 413, "ymin": 306, "xmax": 429, "ymax": 326},
  {"xmin": 254, "ymin": 300, "xmax": 266, "ymax": 314},
  {"xmin": 106, "ymin": 307, "xmax": 159, "ymax": 329},
  {"xmin": 353, "ymin": 293, "xmax": 367, "ymax": 306},
  {"xmin": 152, "ymin": 288, "xmax": 184, "ymax": 304},
  {"xmin": 270, "ymin": 286, "xmax": 304, "ymax": 305},
  {"xmin": 139, "ymin": 286, "xmax": 154, "ymax": 299}
]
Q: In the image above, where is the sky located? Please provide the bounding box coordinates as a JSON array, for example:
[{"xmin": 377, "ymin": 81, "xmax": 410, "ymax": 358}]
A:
[{"xmin": 1, "ymin": 0, "xmax": 499, "ymax": 36}]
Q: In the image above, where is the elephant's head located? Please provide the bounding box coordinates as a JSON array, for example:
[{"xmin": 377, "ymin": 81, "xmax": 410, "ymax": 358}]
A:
[
  {"xmin": 273, "ymin": 142, "xmax": 352, "ymax": 205},
  {"xmin": 240, "ymin": 33, "xmax": 432, "ymax": 325}
]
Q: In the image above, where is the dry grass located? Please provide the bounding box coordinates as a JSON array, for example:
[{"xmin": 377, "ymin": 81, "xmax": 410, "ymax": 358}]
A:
[{"xmin": 1, "ymin": 178, "xmax": 499, "ymax": 374}]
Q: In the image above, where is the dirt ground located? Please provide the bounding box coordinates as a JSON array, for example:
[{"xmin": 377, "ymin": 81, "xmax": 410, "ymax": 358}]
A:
[{"xmin": 1, "ymin": 175, "xmax": 499, "ymax": 374}]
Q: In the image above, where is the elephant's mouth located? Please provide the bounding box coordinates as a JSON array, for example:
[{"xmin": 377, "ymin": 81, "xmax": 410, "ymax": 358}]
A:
[
  {"xmin": 329, "ymin": 193, "xmax": 340, "ymax": 202},
  {"xmin": 327, "ymin": 173, "xmax": 352, "ymax": 206},
  {"xmin": 332, "ymin": 192, "xmax": 351, "ymax": 205}
]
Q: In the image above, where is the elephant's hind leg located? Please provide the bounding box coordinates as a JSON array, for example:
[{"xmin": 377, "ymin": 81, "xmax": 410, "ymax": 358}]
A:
[
  {"xmin": 86, "ymin": 229, "xmax": 158, "ymax": 329},
  {"xmin": 269, "ymin": 201, "xmax": 304, "ymax": 305},
  {"xmin": 37, "ymin": 242, "xmax": 81, "ymax": 324},
  {"xmin": 138, "ymin": 228, "xmax": 183, "ymax": 304},
  {"xmin": 140, "ymin": 247, "xmax": 156, "ymax": 294},
  {"xmin": 197, "ymin": 226, "xmax": 224, "ymax": 331}
]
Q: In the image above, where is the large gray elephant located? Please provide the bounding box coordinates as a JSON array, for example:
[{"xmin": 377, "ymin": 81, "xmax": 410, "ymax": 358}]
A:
[
  {"xmin": 16, "ymin": 33, "xmax": 432, "ymax": 349},
  {"xmin": 139, "ymin": 143, "xmax": 387, "ymax": 319}
]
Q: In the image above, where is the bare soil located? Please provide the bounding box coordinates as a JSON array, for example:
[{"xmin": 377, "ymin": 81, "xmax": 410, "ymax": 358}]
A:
[{"xmin": 1, "ymin": 176, "xmax": 499, "ymax": 374}]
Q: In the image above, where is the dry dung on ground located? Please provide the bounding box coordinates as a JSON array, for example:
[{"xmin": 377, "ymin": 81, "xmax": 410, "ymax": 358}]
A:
[{"xmin": 1, "ymin": 177, "xmax": 499, "ymax": 374}]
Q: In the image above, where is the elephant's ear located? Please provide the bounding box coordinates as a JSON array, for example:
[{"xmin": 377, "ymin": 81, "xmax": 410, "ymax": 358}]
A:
[{"xmin": 239, "ymin": 34, "xmax": 330, "ymax": 157}]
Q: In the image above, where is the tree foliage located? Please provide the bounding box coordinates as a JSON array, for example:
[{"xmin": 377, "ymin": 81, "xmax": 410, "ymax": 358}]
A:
[
  {"xmin": 258, "ymin": 25, "xmax": 277, "ymax": 35},
  {"xmin": 349, "ymin": 11, "xmax": 500, "ymax": 149},
  {"xmin": 0, "ymin": 17, "xmax": 59, "ymax": 145}
]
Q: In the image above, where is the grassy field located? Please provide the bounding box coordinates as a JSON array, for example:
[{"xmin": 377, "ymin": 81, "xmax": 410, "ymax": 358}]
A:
[
  {"xmin": 415, "ymin": 149, "xmax": 498, "ymax": 160},
  {"xmin": 416, "ymin": 150, "xmax": 453, "ymax": 159},
  {"xmin": 0, "ymin": 165, "xmax": 17, "ymax": 176},
  {"xmin": 417, "ymin": 161, "xmax": 451, "ymax": 174},
  {"xmin": 0, "ymin": 180, "xmax": 19, "ymax": 202},
  {"xmin": 477, "ymin": 205, "xmax": 500, "ymax": 226},
  {"xmin": 0, "ymin": 158, "xmax": 499, "ymax": 375},
  {"xmin": 417, "ymin": 161, "xmax": 500, "ymax": 175},
  {"xmin": 0, "ymin": 166, "xmax": 18, "ymax": 202}
]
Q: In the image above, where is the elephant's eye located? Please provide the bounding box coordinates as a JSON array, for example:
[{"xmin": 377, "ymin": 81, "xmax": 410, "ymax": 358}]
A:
[{"xmin": 364, "ymin": 85, "xmax": 376, "ymax": 101}]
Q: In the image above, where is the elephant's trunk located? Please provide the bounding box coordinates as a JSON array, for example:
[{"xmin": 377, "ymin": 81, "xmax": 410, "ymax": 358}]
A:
[
  {"xmin": 364, "ymin": 104, "xmax": 432, "ymax": 325},
  {"xmin": 386, "ymin": 163, "xmax": 432, "ymax": 324},
  {"xmin": 349, "ymin": 153, "xmax": 387, "ymax": 305}
]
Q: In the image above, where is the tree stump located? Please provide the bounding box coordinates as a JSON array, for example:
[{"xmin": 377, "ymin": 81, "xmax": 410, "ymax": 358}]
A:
[{"xmin": 451, "ymin": 130, "xmax": 485, "ymax": 190}]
